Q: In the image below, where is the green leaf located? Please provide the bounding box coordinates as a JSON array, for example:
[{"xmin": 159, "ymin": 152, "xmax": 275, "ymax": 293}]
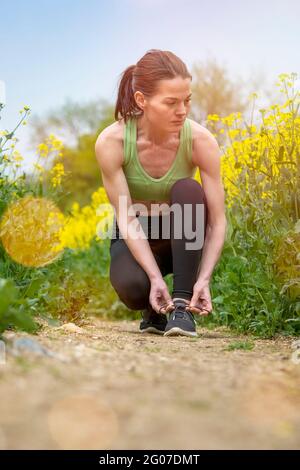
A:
[
  {"xmin": 0, "ymin": 278, "xmax": 18, "ymax": 316},
  {"xmin": 212, "ymin": 295, "xmax": 224, "ymax": 304}
]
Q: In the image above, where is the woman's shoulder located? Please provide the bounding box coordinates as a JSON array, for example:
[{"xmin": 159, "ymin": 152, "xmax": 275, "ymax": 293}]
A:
[
  {"xmin": 188, "ymin": 118, "xmax": 217, "ymax": 163},
  {"xmin": 95, "ymin": 119, "xmax": 126, "ymax": 169},
  {"xmin": 96, "ymin": 119, "xmax": 126, "ymax": 157},
  {"xmin": 188, "ymin": 118, "xmax": 214, "ymax": 141},
  {"xmin": 98, "ymin": 118, "xmax": 125, "ymax": 143}
]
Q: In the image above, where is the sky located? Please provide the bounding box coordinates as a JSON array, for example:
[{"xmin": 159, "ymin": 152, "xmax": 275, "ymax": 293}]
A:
[{"xmin": 0, "ymin": 0, "xmax": 299, "ymax": 170}]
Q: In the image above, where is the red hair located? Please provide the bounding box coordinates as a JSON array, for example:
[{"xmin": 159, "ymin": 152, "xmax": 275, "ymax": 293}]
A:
[{"xmin": 114, "ymin": 49, "xmax": 192, "ymax": 123}]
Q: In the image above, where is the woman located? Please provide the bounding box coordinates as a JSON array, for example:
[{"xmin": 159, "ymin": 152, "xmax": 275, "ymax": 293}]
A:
[{"xmin": 95, "ymin": 49, "xmax": 227, "ymax": 338}]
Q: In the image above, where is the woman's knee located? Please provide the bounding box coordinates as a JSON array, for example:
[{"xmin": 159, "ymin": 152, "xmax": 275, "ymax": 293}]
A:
[
  {"xmin": 170, "ymin": 178, "xmax": 208, "ymax": 234},
  {"xmin": 109, "ymin": 268, "xmax": 150, "ymax": 310},
  {"xmin": 170, "ymin": 177, "xmax": 206, "ymax": 203}
]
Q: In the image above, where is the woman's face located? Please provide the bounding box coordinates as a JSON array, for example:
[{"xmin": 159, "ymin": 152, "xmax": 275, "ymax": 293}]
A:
[{"xmin": 135, "ymin": 76, "xmax": 192, "ymax": 131}]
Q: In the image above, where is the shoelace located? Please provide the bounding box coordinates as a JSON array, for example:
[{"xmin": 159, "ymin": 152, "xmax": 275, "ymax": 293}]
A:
[{"xmin": 171, "ymin": 302, "xmax": 194, "ymax": 321}]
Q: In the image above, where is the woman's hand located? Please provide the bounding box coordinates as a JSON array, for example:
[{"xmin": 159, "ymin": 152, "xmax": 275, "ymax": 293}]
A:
[
  {"xmin": 188, "ymin": 280, "xmax": 213, "ymax": 316},
  {"xmin": 149, "ymin": 277, "xmax": 175, "ymax": 314}
]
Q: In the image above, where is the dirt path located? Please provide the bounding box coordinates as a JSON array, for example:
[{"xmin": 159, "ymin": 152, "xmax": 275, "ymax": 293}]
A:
[{"xmin": 0, "ymin": 318, "xmax": 300, "ymax": 450}]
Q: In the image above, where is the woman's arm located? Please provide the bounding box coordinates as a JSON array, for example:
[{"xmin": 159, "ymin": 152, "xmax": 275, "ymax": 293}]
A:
[
  {"xmin": 187, "ymin": 128, "xmax": 227, "ymax": 315},
  {"xmin": 193, "ymin": 129, "xmax": 227, "ymax": 284},
  {"xmin": 95, "ymin": 131, "xmax": 163, "ymax": 282}
]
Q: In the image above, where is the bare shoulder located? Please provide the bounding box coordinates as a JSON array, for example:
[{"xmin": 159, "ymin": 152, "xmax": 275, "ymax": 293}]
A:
[
  {"xmin": 95, "ymin": 119, "xmax": 125, "ymax": 168},
  {"xmin": 188, "ymin": 118, "xmax": 216, "ymax": 143},
  {"xmin": 188, "ymin": 118, "xmax": 221, "ymax": 168},
  {"xmin": 95, "ymin": 119, "xmax": 124, "ymax": 146}
]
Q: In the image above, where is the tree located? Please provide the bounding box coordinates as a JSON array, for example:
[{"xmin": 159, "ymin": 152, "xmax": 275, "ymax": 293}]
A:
[
  {"xmin": 29, "ymin": 98, "xmax": 115, "ymax": 210},
  {"xmin": 190, "ymin": 57, "xmax": 251, "ymax": 121}
]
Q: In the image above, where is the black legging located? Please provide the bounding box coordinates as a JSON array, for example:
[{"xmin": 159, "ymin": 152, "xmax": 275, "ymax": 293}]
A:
[{"xmin": 109, "ymin": 177, "xmax": 208, "ymax": 310}]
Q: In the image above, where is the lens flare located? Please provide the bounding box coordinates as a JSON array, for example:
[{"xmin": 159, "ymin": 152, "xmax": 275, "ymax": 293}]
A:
[{"xmin": 0, "ymin": 196, "xmax": 64, "ymax": 267}]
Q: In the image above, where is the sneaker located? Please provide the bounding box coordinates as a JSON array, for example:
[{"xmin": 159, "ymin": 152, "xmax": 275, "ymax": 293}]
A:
[
  {"xmin": 139, "ymin": 305, "xmax": 168, "ymax": 335},
  {"xmin": 164, "ymin": 299, "xmax": 198, "ymax": 337}
]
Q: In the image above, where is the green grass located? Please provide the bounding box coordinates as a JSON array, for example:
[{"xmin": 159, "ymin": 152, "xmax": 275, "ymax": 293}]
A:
[{"xmin": 225, "ymin": 340, "xmax": 255, "ymax": 351}]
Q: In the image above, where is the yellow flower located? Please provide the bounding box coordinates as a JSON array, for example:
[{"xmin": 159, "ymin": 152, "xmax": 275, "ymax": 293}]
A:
[
  {"xmin": 278, "ymin": 73, "xmax": 290, "ymax": 82},
  {"xmin": 12, "ymin": 150, "xmax": 24, "ymax": 162},
  {"xmin": 228, "ymin": 129, "xmax": 240, "ymax": 139},
  {"xmin": 50, "ymin": 162, "xmax": 65, "ymax": 188},
  {"xmin": 221, "ymin": 114, "xmax": 235, "ymax": 127},
  {"xmin": 36, "ymin": 135, "xmax": 64, "ymax": 161},
  {"xmin": 248, "ymin": 92, "xmax": 258, "ymax": 101},
  {"xmin": 47, "ymin": 134, "xmax": 63, "ymax": 151},
  {"xmin": 37, "ymin": 143, "xmax": 49, "ymax": 157},
  {"xmin": 54, "ymin": 187, "xmax": 112, "ymax": 250},
  {"xmin": 34, "ymin": 163, "xmax": 44, "ymax": 172},
  {"xmin": 207, "ymin": 114, "xmax": 220, "ymax": 122}
]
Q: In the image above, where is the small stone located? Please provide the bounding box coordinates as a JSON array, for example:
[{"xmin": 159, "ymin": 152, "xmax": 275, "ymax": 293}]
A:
[
  {"xmin": 12, "ymin": 337, "xmax": 52, "ymax": 356},
  {"xmin": 8, "ymin": 337, "xmax": 69, "ymax": 362}
]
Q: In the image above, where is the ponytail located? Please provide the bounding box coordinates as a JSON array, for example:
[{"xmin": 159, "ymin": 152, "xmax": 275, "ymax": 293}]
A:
[{"xmin": 114, "ymin": 65, "xmax": 142, "ymax": 123}]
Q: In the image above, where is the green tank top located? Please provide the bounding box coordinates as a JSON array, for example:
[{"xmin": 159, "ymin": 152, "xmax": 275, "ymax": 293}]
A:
[{"xmin": 122, "ymin": 116, "xmax": 197, "ymax": 202}]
